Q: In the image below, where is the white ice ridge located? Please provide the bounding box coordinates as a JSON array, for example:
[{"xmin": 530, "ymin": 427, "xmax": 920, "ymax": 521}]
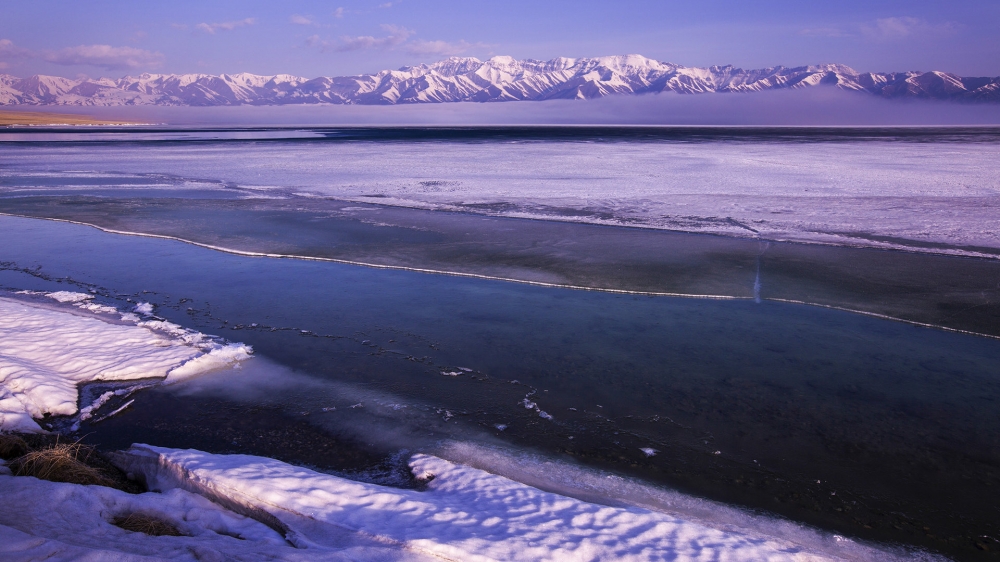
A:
[
  {"xmin": 105, "ymin": 444, "xmax": 921, "ymax": 562},
  {"xmin": 0, "ymin": 294, "xmax": 252, "ymax": 433}
]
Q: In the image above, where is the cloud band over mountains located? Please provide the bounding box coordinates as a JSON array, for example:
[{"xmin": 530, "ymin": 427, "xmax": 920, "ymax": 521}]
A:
[
  {"xmin": 0, "ymin": 39, "xmax": 164, "ymax": 71},
  {"xmin": 43, "ymin": 45, "xmax": 165, "ymax": 71}
]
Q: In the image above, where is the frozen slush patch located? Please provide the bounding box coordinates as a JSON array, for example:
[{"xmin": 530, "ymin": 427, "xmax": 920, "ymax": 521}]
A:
[
  {"xmin": 133, "ymin": 302, "xmax": 154, "ymax": 316},
  {"xmin": 115, "ymin": 445, "xmax": 920, "ymax": 562},
  {"xmin": 45, "ymin": 291, "xmax": 93, "ymax": 303},
  {"xmin": 118, "ymin": 312, "xmax": 140, "ymax": 323},
  {"xmin": 0, "ymin": 297, "xmax": 252, "ymax": 433},
  {"xmin": 38, "ymin": 291, "xmax": 121, "ymax": 314},
  {"xmin": 75, "ymin": 301, "xmax": 119, "ymax": 314}
]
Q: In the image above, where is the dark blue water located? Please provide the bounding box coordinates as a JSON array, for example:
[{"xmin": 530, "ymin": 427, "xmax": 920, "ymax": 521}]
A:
[{"xmin": 2, "ymin": 214, "xmax": 999, "ymax": 556}]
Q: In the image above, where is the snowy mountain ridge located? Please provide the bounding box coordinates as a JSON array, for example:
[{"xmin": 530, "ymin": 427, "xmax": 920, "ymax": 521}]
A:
[{"xmin": 1, "ymin": 54, "xmax": 998, "ymax": 106}]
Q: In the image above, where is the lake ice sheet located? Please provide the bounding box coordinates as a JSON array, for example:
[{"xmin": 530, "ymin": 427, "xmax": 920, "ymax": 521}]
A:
[{"xmin": 2, "ymin": 136, "xmax": 1000, "ymax": 256}]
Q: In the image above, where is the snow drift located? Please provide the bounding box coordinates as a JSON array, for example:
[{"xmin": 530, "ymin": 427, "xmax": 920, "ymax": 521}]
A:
[
  {"xmin": 102, "ymin": 444, "xmax": 927, "ymax": 561},
  {"xmin": 0, "ymin": 294, "xmax": 252, "ymax": 433}
]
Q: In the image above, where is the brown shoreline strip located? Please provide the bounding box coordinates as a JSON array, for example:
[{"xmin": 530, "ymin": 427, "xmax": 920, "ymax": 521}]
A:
[{"xmin": 0, "ymin": 110, "xmax": 139, "ymax": 126}]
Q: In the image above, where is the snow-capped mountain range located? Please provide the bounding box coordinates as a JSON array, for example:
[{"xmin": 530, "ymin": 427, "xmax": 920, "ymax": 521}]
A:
[{"xmin": 2, "ymin": 54, "xmax": 998, "ymax": 106}]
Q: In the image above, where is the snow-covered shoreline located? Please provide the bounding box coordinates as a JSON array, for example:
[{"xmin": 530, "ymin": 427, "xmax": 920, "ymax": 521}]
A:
[
  {"xmin": 0, "ymin": 293, "xmax": 251, "ymax": 433},
  {"xmin": 0, "ymin": 443, "xmax": 934, "ymax": 562},
  {"xmin": 0, "ymin": 286, "xmax": 944, "ymax": 560}
]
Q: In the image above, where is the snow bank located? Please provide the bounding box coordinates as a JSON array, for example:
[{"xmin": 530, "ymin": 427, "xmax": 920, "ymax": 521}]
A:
[
  {"xmin": 0, "ymin": 471, "xmax": 421, "ymax": 561},
  {"xmin": 113, "ymin": 444, "xmax": 916, "ymax": 562},
  {"xmin": 0, "ymin": 295, "xmax": 251, "ymax": 433}
]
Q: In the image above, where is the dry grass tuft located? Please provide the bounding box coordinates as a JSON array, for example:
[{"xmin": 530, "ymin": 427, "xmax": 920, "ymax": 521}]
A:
[
  {"xmin": 0, "ymin": 434, "xmax": 30, "ymax": 460},
  {"xmin": 9, "ymin": 442, "xmax": 114, "ymax": 486},
  {"xmin": 111, "ymin": 512, "xmax": 183, "ymax": 536}
]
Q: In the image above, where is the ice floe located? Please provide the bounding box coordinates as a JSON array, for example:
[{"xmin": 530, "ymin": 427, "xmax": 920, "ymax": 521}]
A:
[
  {"xmin": 44, "ymin": 291, "xmax": 94, "ymax": 303},
  {"xmin": 133, "ymin": 302, "xmax": 155, "ymax": 316}
]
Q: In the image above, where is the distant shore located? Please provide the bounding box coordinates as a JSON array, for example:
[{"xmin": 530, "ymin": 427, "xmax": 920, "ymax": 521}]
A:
[{"xmin": 0, "ymin": 109, "xmax": 142, "ymax": 126}]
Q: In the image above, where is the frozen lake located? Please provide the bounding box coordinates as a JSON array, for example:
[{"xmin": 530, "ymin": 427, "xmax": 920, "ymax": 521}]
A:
[
  {"xmin": 2, "ymin": 127, "xmax": 999, "ymax": 559},
  {"xmin": 3, "ymin": 126, "xmax": 1000, "ymax": 256}
]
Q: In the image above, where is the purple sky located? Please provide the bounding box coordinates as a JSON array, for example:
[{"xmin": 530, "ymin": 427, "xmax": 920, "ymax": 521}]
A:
[{"xmin": 2, "ymin": 1, "xmax": 999, "ymax": 79}]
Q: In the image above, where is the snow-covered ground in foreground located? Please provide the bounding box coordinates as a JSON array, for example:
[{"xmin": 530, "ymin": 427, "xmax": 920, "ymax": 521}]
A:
[
  {"xmin": 0, "ymin": 443, "xmax": 918, "ymax": 562},
  {"xmin": 0, "ymin": 470, "xmax": 312, "ymax": 562},
  {"xmin": 3, "ymin": 139, "xmax": 1000, "ymax": 256},
  {"xmin": 0, "ymin": 293, "xmax": 251, "ymax": 433}
]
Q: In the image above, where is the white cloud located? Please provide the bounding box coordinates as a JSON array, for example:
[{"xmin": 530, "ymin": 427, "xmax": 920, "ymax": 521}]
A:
[
  {"xmin": 334, "ymin": 7, "xmax": 345, "ymax": 19},
  {"xmin": 868, "ymin": 16, "xmax": 922, "ymax": 38},
  {"xmin": 290, "ymin": 14, "xmax": 314, "ymax": 26},
  {"xmin": 798, "ymin": 26, "xmax": 848, "ymax": 38},
  {"xmin": 335, "ymin": 24, "xmax": 414, "ymax": 51},
  {"xmin": 305, "ymin": 35, "xmax": 330, "ymax": 50},
  {"xmin": 43, "ymin": 44, "xmax": 164, "ymax": 70},
  {"xmin": 861, "ymin": 17, "xmax": 956, "ymax": 40},
  {"xmin": 309, "ymin": 24, "xmax": 485, "ymax": 58},
  {"xmin": 195, "ymin": 18, "xmax": 256, "ymax": 34},
  {"xmin": 406, "ymin": 39, "xmax": 487, "ymax": 57},
  {"xmin": 0, "ymin": 39, "xmax": 31, "ymax": 60},
  {"xmin": 379, "ymin": 2, "xmax": 394, "ymax": 8}
]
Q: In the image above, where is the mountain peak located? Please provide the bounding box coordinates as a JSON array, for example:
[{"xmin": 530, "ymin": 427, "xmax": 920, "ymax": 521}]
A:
[
  {"xmin": 1, "ymin": 55, "xmax": 997, "ymax": 106},
  {"xmin": 487, "ymin": 55, "xmax": 517, "ymax": 65}
]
